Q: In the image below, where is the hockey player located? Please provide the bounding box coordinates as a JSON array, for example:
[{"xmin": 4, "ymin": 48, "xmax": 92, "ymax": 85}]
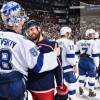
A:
[
  {"xmin": 22, "ymin": 20, "xmax": 68, "ymax": 100},
  {"xmin": 76, "ymin": 29, "xmax": 99, "ymax": 97},
  {"xmin": 0, "ymin": 1, "xmax": 60, "ymax": 100},
  {"xmin": 93, "ymin": 32, "xmax": 100, "ymax": 85},
  {"xmin": 57, "ymin": 26, "xmax": 77, "ymax": 100}
]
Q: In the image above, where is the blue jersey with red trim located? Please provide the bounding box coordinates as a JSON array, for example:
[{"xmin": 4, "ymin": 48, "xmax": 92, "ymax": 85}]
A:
[{"xmin": 27, "ymin": 38, "xmax": 62, "ymax": 91}]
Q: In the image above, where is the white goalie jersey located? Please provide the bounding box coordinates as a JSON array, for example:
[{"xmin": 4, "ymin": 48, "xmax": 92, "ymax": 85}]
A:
[{"xmin": 0, "ymin": 31, "xmax": 58, "ymax": 76}]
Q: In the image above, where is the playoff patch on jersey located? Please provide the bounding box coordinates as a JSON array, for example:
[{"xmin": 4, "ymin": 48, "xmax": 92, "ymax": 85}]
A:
[{"xmin": 30, "ymin": 48, "xmax": 38, "ymax": 56}]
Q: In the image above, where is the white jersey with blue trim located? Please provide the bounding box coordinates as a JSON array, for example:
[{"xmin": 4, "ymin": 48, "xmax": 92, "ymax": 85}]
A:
[
  {"xmin": 57, "ymin": 38, "xmax": 76, "ymax": 67},
  {"xmin": 76, "ymin": 39, "xmax": 99, "ymax": 67},
  {"xmin": 0, "ymin": 31, "xmax": 58, "ymax": 76},
  {"xmin": 94, "ymin": 39, "xmax": 100, "ymax": 65},
  {"xmin": 94, "ymin": 39, "xmax": 100, "ymax": 53}
]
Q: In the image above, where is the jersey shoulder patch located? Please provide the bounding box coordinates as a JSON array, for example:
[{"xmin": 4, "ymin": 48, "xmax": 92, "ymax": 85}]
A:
[{"xmin": 30, "ymin": 48, "xmax": 38, "ymax": 56}]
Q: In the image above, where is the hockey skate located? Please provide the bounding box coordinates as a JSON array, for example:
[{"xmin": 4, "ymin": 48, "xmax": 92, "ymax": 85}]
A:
[
  {"xmin": 89, "ymin": 89, "xmax": 96, "ymax": 97},
  {"xmin": 79, "ymin": 87, "xmax": 84, "ymax": 95}
]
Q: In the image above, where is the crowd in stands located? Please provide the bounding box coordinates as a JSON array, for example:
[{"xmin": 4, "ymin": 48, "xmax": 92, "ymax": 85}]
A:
[
  {"xmin": 40, "ymin": 15, "xmax": 100, "ymax": 40},
  {"xmin": 0, "ymin": 12, "xmax": 100, "ymax": 41},
  {"xmin": 80, "ymin": 0, "xmax": 100, "ymax": 5}
]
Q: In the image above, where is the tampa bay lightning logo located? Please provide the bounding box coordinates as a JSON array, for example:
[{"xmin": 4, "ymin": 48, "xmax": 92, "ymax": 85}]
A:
[
  {"xmin": 1, "ymin": 1, "xmax": 21, "ymax": 16},
  {"xmin": 30, "ymin": 48, "xmax": 38, "ymax": 56}
]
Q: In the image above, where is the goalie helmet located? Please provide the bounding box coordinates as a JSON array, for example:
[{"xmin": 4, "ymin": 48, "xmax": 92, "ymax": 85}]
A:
[{"xmin": 1, "ymin": 1, "xmax": 28, "ymax": 26}]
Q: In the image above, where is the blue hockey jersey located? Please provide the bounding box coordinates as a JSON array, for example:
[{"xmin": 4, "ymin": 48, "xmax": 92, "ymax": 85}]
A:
[{"xmin": 27, "ymin": 38, "xmax": 62, "ymax": 91}]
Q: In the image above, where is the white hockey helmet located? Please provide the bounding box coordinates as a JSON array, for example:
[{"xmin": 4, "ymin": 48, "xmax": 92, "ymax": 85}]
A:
[
  {"xmin": 94, "ymin": 32, "xmax": 99, "ymax": 39},
  {"xmin": 60, "ymin": 26, "xmax": 72, "ymax": 36},
  {"xmin": 85, "ymin": 29, "xmax": 95, "ymax": 38},
  {"xmin": 1, "ymin": 1, "xmax": 28, "ymax": 26}
]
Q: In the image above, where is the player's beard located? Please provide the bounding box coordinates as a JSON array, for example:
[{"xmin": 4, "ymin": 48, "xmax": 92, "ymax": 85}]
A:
[{"xmin": 28, "ymin": 32, "xmax": 40, "ymax": 43}]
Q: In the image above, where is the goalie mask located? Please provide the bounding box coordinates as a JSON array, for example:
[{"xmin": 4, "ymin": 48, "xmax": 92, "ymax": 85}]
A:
[{"xmin": 1, "ymin": 1, "xmax": 28, "ymax": 26}]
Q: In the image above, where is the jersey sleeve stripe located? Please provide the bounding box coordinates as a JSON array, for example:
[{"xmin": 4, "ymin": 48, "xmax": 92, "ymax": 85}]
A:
[
  {"xmin": 66, "ymin": 54, "xmax": 75, "ymax": 58},
  {"xmin": 92, "ymin": 54, "xmax": 99, "ymax": 57},
  {"xmin": 63, "ymin": 65, "xmax": 73, "ymax": 70},
  {"xmin": 32, "ymin": 53, "xmax": 44, "ymax": 73}
]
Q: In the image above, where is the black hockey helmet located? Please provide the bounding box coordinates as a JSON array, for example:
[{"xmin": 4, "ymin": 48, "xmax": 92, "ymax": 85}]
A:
[{"xmin": 22, "ymin": 19, "xmax": 41, "ymax": 36}]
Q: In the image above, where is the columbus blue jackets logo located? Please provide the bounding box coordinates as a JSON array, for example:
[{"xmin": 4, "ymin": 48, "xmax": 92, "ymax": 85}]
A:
[{"xmin": 30, "ymin": 48, "xmax": 38, "ymax": 56}]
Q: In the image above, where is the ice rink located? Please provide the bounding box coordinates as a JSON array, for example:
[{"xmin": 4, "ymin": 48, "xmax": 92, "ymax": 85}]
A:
[
  {"xmin": 28, "ymin": 89, "xmax": 100, "ymax": 100},
  {"xmin": 76, "ymin": 83, "xmax": 100, "ymax": 100},
  {"xmin": 28, "ymin": 81, "xmax": 100, "ymax": 100},
  {"xmin": 71, "ymin": 80, "xmax": 100, "ymax": 100},
  {"xmin": 76, "ymin": 88, "xmax": 100, "ymax": 100}
]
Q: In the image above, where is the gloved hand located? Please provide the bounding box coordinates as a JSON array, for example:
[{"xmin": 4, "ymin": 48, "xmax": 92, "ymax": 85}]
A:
[
  {"xmin": 55, "ymin": 84, "xmax": 68, "ymax": 100},
  {"xmin": 56, "ymin": 84, "xmax": 68, "ymax": 96}
]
